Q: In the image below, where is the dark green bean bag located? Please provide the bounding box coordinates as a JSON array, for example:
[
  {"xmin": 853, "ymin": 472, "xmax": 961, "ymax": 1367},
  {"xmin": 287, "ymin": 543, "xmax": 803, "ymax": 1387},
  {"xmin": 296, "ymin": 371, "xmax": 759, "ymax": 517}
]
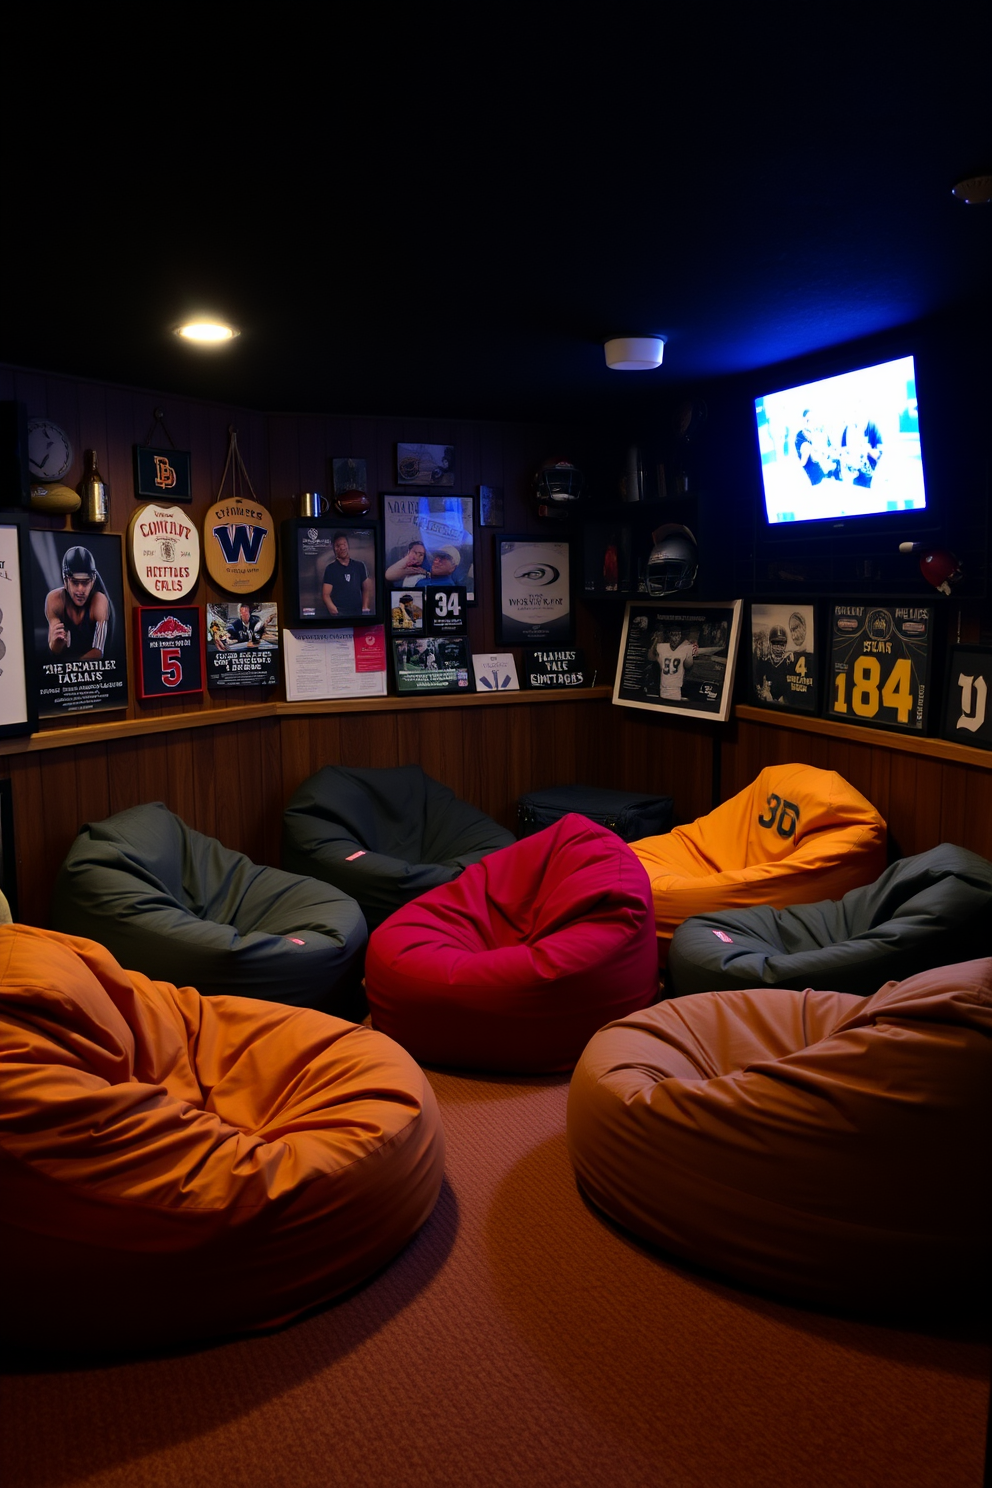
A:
[
  {"xmin": 282, "ymin": 765, "xmax": 515, "ymax": 931},
  {"xmin": 665, "ymin": 843, "xmax": 992, "ymax": 998},
  {"xmin": 51, "ymin": 802, "xmax": 367, "ymax": 1014}
]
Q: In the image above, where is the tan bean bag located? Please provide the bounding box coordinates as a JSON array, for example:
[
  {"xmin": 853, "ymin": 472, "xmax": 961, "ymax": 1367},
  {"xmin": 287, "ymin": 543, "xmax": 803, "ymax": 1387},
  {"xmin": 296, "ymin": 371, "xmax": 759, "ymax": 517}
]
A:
[
  {"xmin": 630, "ymin": 763, "xmax": 886, "ymax": 966},
  {"xmin": 0, "ymin": 925, "xmax": 445, "ymax": 1353},
  {"xmin": 567, "ymin": 959, "xmax": 992, "ymax": 1314}
]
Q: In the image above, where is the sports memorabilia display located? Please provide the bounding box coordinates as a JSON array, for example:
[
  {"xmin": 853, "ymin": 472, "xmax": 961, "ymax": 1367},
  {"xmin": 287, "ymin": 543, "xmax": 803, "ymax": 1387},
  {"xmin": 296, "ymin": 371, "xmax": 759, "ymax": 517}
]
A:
[
  {"xmin": 282, "ymin": 518, "xmax": 382, "ymax": 627},
  {"xmin": 393, "ymin": 636, "xmax": 473, "ymax": 694},
  {"xmin": 27, "ymin": 418, "xmax": 72, "ymax": 483},
  {"xmin": 522, "ymin": 649, "xmax": 588, "ymax": 689},
  {"xmin": 827, "ymin": 603, "xmax": 934, "ymax": 734},
  {"xmin": 940, "ymin": 646, "xmax": 992, "ymax": 751},
  {"xmin": 614, "ymin": 600, "xmax": 742, "ymax": 722},
  {"xmin": 0, "ymin": 516, "xmax": 35, "ymax": 739},
  {"xmin": 495, "ymin": 537, "xmax": 571, "ymax": 646},
  {"xmin": 134, "ymin": 607, "xmax": 205, "ymax": 699},
  {"xmin": 383, "ymin": 495, "xmax": 475, "ymax": 604},
  {"xmin": 133, "ymin": 446, "xmax": 193, "ymax": 503},
  {"xmin": 205, "ymin": 428, "xmax": 276, "ymax": 593},
  {"xmin": 748, "ymin": 602, "xmax": 818, "ymax": 713},
  {"xmin": 28, "ymin": 531, "xmax": 128, "ymax": 717},
  {"xmin": 533, "ymin": 457, "xmax": 584, "ymax": 519},
  {"xmin": 646, "ymin": 524, "xmax": 698, "ymax": 597},
  {"xmin": 207, "ymin": 602, "xmax": 279, "ymax": 689},
  {"xmin": 127, "ymin": 503, "xmax": 201, "ymax": 600}
]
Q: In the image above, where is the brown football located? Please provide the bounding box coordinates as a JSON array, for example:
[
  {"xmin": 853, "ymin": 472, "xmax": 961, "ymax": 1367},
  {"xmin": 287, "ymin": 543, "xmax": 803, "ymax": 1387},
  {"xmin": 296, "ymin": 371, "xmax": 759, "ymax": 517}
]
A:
[{"xmin": 335, "ymin": 491, "xmax": 371, "ymax": 516}]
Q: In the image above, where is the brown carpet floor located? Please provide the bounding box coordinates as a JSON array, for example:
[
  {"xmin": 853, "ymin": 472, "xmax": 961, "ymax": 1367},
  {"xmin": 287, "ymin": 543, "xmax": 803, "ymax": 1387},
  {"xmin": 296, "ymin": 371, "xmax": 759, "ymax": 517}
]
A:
[{"xmin": 2, "ymin": 1070, "xmax": 988, "ymax": 1488}]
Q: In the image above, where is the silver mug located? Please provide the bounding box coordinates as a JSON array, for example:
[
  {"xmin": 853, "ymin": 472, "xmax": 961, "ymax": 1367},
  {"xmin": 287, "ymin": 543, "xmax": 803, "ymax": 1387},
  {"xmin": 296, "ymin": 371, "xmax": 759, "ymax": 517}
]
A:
[{"xmin": 298, "ymin": 491, "xmax": 329, "ymax": 518}]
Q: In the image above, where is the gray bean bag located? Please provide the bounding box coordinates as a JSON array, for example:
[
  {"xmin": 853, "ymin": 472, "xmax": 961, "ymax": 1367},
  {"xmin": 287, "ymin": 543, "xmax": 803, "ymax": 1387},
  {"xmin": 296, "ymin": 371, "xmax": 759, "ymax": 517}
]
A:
[
  {"xmin": 282, "ymin": 765, "xmax": 516, "ymax": 931},
  {"xmin": 51, "ymin": 802, "xmax": 367, "ymax": 1014},
  {"xmin": 665, "ymin": 843, "xmax": 992, "ymax": 999}
]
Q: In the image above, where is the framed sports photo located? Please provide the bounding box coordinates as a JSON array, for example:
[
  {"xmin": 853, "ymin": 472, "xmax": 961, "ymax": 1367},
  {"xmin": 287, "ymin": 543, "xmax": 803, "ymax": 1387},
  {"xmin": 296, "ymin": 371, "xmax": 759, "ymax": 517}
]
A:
[
  {"xmin": 748, "ymin": 602, "xmax": 819, "ymax": 713},
  {"xmin": 206, "ymin": 601, "xmax": 280, "ymax": 689},
  {"xmin": 281, "ymin": 518, "xmax": 382, "ymax": 627},
  {"xmin": 495, "ymin": 536, "xmax": 572, "ymax": 646},
  {"xmin": 940, "ymin": 645, "xmax": 992, "ymax": 751},
  {"xmin": 383, "ymin": 494, "xmax": 475, "ymax": 603},
  {"xmin": 0, "ymin": 514, "xmax": 36, "ymax": 738},
  {"xmin": 28, "ymin": 530, "xmax": 128, "ymax": 718},
  {"xmin": 134, "ymin": 606, "xmax": 205, "ymax": 699},
  {"xmin": 392, "ymin": 635, "xmax": 474, "ymax": 695},
  {"xmin": 613, "ymin": 600, "xmax": 743, "ymax": 722},
  {"xmin": 826, "ymin": 602, "xmax": 934, "ymax": 734}
]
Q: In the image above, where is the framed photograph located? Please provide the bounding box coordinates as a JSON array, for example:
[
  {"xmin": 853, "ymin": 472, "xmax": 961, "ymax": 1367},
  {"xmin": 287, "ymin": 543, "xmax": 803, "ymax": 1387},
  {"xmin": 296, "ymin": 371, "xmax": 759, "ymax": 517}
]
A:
[
  {"xmin": 396, "ymin": 442, "xmax": 455, "ymax": 487},
  {"xmin": 0, "ymin": 515, "xmax": 36, "ymax": 738},
  {"xmin": 135, "ymin": 606, "xmax": 205, "ymax": 699},
  {"xmin": 613, "ymin": 600, "xmax": 743, "ymax": 722},
  {"xmin": 826, "ymin": 602, "xmax": 933, "ymax": 734},
  {"xmin": 941, "ymin": 645, "xmax": 992, "ymax": 750},
  {"xmin": 496, "ymin": 536, "xmax": 572, "ymax": 646},
  {"xmin": 207, "ymin": 600, "xmax": 280, "ymax": 689},
  {"xmin": 478, "ymin": 485, "xmax": 504, "ymax": 527},
  {"xmin": 132, "ymin": 445, "xmax": 193, "ymax": 502},
  {"xmin": 383, "ymin": 494, "xmax": 475, "ymax": 603},
  {"xmin": 281, "ymin": 518, "xmax": 382, "ymax": 627},
  {"xmin": 28, "ymin": 530, "xmax": 128, "ymax": 718},
  {"xmin": 389, "ymin": 589, "xmax": 425, "ymax": 634},
  {"xmin": 392, "ymin": 636, "xmax": 473, "ymax": 695},
  {"xmin": 748, "ymin": 602, "xmax": 819, "ymax": 713},
  {"xmin": 332, "ymin": 457, "xmax": 367, "ymax": 495}
]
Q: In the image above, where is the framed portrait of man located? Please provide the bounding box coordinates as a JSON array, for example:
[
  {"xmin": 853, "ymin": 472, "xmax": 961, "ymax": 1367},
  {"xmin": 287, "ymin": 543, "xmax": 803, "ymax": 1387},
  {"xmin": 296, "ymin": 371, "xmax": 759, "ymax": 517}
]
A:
[{"xmin": 281, "ymin": 518, "xmax": 382, "ymax": 627}]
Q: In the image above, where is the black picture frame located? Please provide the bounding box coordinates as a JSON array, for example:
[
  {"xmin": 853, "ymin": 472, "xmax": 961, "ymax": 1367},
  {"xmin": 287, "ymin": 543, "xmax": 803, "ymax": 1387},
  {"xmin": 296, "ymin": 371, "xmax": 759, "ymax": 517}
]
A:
[
  {"xmin": 940, "ymin": 644, "xmax": 992, "ymax": 751},
  {"xmin": 613, "ymin": 600, "xmax": 743, "ymax": 722},
  {"xmin": 28, "ymin": 529, "xmax": 128, "ymax": 718},
  {"xmin": 382, "ymin": 494, "xmax": 476, "ymax": 604},
  {"xmin": 132, "ymin": 446, "xmax": 193, "ymax": 502},
  {"xmin": 747, "ymin": 601, "xmax": 819, "ymax": 714},
  {"xmin": 391, "ymin": 636, "xmax": 474, "ymax": 695},
  {"xmin": 495, "ymin": 535, "xmax": 573, "ymax": 647},
  {"xmin": 281, "ymin": 518, "xmax": 383, "ymax": 627},
  {"xmin": 825, "ymin": 601, "xmax": 934, "ymax": 734},
  {"xmin": 0, "ymin": 513, "xmax": 36, "ymax": 738}
]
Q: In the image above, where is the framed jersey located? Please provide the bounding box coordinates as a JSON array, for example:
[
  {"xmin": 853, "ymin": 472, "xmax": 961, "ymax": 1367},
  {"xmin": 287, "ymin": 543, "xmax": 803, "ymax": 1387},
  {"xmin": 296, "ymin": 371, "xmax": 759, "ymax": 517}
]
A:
[
  {"xmin": 748, "ymin": 601, "xmax": 819, "ymax": 714},
  {"xmin": 613, "ymin": 600, "xmax": 742, "ymax": 722},
  {"xmin": 826, "ymin": 602, "xmax": 934, "ymax": 734}
]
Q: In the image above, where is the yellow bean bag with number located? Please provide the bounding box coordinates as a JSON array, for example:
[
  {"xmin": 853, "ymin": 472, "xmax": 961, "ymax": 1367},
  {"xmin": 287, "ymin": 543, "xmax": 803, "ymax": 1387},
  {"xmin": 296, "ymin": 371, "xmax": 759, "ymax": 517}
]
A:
[{"xmin": 630, "ymin": 764, "xmax": 887, "ymax": 967}]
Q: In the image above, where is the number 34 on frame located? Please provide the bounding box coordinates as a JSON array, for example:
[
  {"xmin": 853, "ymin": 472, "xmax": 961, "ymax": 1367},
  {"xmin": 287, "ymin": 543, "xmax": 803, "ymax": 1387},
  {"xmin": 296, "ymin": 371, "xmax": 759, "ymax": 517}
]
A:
[{"xmin": 827, "ymin": 603, "xmax": 934, "ymax": 734}]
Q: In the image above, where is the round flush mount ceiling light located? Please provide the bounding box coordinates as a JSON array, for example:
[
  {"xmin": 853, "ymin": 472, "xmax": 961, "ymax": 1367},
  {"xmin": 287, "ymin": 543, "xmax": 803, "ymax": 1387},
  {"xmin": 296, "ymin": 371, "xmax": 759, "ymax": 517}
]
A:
[
  {"xmin": 604, "ymin": 335, "xmax": 666, "ymax": 371},
  {"xmin": 175, "ymin": 319, "xmax": 241, "ymax": 345},
  {"xmin": 951, "ymin": 175, "xmax": 992, "ymax": 204}
]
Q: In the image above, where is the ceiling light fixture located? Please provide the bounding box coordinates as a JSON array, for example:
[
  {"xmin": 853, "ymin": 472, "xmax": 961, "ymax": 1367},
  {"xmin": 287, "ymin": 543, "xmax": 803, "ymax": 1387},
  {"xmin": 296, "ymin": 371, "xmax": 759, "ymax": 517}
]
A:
[
  {"xmin": 604, "ymin": 335, "xmax": 666, "ymax": 371},
  {"xmin": 175, "ymin": 319, "xmax": 241, "ymax": 345},
  {"xmin": 951, "ymin": 175, "xmax": 992, "ymax": 204}
]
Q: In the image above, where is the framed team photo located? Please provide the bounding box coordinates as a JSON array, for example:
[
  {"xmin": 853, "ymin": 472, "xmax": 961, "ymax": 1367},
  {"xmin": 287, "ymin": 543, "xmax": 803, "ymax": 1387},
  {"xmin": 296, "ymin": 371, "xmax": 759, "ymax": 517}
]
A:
[
  {"xmin": 495, "ymin": 536, "xmax": 572, "ymax": 646},
  {"xmin": 383, "ymin": 494, "xmax": 475, "ymax": 603},
  {"xmin": 281, "ymin": 518, "xmax": 382, "ymax": 627},
  {"xmin": 748, "ymin": 602, "xmax": 819, "ymax": 713},
  {"xmin": 28, "ymin": 529, "xmax": 128, "ymax": 718},
  {"xmin": 613, "ymin": 600, "xmax": 742, "ymax": 722},
  {"xmin": 0, "ymin": 515, "xmax": 36, "ymax": 738}
]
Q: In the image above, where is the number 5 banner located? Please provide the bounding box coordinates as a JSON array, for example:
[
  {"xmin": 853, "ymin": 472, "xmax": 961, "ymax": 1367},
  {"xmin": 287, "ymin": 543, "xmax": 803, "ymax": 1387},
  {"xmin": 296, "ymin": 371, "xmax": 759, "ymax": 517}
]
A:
[
  {"xmin": 135, "ymin": 606, "xmax": 205, "ymax": 699},
  {"xmin": 826, "ymin": 603, "xmax": 934, "ymax": 734}
]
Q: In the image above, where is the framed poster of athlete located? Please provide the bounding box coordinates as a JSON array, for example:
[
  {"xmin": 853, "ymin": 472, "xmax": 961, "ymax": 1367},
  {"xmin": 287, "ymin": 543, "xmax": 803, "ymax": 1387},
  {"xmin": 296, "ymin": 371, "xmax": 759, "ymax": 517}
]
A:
[
  {"xmin": 28, "ymin": 529, "xmax": 128, "ymax": 718},
  {"xmin": 826, "ymin": 602, "xmax": 934, "ymax": 734},
  {"xmin": 134, "ymin": 606, "xmax": 205, "ymax": 699},
  {"xmin": 613, "ymin": 600, "xmax": 742, "ymax": 722},
  {"xmin": 281, "ymin": 518, "xmax": 383, "ymax": 627},
  {"xmin": 748, "ymin": 601, "xmax": 819, "ymax": 713},
  {"xmin": 0, "ymin": 514, "xmax": 36, "ymax": 738},
  {"xmin": 940, "ymin": 645, "xmax": 992, "ymax": 751},
  {"xmin": 495, "ymin": 536, "xmax": 572, "ymax": 646}
]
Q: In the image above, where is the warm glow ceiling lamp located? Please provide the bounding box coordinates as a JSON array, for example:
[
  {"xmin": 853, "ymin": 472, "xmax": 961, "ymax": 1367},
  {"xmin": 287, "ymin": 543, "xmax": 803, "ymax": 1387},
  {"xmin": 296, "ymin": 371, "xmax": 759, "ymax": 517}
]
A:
[
  {"xmin": 951, "ymin": 175, "xmax": 992, "ymax": 204},
  {"xmin": 175, "ymin": 319, "xmax": 240, "ymax": 345},
  {"xmin": 604, "ymin": 335, "xmax": 666, "ymax": 371}
]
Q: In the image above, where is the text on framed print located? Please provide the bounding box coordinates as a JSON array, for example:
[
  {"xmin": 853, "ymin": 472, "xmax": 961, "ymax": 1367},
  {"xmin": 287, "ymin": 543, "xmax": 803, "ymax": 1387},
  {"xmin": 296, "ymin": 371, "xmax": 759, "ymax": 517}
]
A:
[{"xmin": 827, "ymin": 603, "xmax": 933, "ymax": 733}]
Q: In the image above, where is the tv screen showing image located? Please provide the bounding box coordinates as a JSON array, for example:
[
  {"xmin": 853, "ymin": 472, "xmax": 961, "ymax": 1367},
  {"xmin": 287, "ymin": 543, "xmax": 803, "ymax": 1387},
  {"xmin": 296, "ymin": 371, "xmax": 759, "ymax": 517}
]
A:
[{"xmin": 754, "ymin": 354, "xmax": 927, "ymax": 527}]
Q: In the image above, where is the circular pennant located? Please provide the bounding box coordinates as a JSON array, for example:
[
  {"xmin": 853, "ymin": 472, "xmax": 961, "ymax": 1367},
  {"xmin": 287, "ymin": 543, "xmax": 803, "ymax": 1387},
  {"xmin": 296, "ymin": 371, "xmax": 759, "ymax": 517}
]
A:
[
  {"xmin": 203, "ymin": 497, "xmax": 276, "ymax": 594},
  {"xmin": 128, "ymin": 503, "xmax": 201, "ymax": 600}
]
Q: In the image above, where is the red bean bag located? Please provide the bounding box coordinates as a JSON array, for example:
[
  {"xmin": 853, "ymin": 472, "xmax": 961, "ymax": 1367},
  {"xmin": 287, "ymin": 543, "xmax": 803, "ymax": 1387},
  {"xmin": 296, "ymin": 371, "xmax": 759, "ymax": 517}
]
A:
[
  {"xmin": 365, "ymin": 814, "xmax": 658, "ymax": 1073},
  {"xmin": 567, "ymin": 958, "xmax": 992, "ymax": 1314},
  {"xmin": 0, "ymin": 925, "xmax": 445, "ymax": 1353},
  {"xmin": 630, "ymin": 763, "xmax": 887, "ymax": 966}
]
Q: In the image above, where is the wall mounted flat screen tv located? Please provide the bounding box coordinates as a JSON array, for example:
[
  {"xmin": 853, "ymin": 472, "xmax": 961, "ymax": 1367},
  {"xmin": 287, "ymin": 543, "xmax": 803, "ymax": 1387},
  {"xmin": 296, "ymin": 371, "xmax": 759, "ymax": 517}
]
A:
[{"xmin": 754, "ymin": 354, "xmax": 928, "ymax": 530}]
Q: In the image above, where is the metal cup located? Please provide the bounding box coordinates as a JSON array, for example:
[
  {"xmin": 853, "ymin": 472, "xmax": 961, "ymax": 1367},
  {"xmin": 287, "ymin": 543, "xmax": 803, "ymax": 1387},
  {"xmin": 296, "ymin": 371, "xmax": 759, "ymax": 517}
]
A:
[{"xmin": 298, "ymin": 491, "xmax": 329, "ymax": 518}]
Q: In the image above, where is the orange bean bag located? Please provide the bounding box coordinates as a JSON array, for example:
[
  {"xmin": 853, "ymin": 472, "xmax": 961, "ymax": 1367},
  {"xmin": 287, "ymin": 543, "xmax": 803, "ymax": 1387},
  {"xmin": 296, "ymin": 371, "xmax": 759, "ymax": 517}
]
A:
[
  {"xmin": 567, "ymin": 959, "xmax": 992, "ymax": 1314},
  {"xmin": 630, "ymin": 763, "xmax": 886, "ymax": 965},
  {"xmin": 0, "ymin": 925, "xmax": 445, "ymax": 1353}
]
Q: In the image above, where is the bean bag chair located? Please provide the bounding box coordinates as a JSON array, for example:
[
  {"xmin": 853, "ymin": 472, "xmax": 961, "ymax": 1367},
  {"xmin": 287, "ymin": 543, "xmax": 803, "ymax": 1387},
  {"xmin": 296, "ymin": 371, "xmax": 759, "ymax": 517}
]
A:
[
  {"xmin": 365, "ymin": 814, "xmax": 659, "ymax": 1073},
  {"xmin": 567, "ymin": 959, "xmax": 992, "ymax": 1315},
  {"xmin": 0, "ymin": 925, "xmax": 445, "ymax": 1354},
  {"xmin": 282, "ymin": 764, "xmax": 515, "ymax": 931},
  {"xmin": 630, "ymin": 763, "xmax": 887, "ymax": 966},
  {"xmin": 667, "ymin": 843, "xmax": 992, "ymax": 998},
  {"xmin": 50, "ymin": 802, "xmax": 367, "ymax": 1015}
]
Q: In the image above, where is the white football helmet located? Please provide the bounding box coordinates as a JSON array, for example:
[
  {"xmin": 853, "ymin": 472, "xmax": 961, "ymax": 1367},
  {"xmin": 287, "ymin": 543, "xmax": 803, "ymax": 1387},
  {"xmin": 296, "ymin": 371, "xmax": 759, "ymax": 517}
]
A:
[{"xmin": 646, "ymin": 524, "xmax": 698, "ymax": 596}]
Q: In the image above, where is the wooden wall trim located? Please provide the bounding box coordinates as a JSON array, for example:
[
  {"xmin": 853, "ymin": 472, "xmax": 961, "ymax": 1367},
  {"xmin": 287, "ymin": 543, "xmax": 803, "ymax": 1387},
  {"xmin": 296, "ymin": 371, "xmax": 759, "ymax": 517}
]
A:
[{"xmin": 734, "ymin": 705, "xmax": 992, "ymax": 771}]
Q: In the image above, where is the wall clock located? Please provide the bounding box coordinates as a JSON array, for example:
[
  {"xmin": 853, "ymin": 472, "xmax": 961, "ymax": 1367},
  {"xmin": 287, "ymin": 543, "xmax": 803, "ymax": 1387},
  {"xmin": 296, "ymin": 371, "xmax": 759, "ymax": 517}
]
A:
[{"xmin": 27, "ymin": 418, "xmax": 72, "ymax": 482}]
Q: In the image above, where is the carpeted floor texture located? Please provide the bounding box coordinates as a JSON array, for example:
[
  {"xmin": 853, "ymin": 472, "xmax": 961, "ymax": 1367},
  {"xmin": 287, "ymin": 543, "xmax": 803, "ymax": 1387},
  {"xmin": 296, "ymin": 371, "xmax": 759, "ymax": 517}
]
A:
[{"xmin": 2, "ymin": 1069, "xmax": 988, "ymax": 1488}]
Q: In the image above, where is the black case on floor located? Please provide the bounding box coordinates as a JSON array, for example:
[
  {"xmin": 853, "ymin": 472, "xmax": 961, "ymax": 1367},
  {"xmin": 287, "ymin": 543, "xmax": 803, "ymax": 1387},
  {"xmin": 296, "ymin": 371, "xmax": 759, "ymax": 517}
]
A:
[{"xmin": 517, "ymin": 785, "xmax": 674, "ymax": 843}]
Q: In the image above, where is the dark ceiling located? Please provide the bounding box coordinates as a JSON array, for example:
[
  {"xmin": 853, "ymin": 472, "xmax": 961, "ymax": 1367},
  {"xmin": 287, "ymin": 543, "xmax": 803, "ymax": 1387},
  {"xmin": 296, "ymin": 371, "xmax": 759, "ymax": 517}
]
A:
[{"xmin": 5, "ymin": 17, "xmax": 989, "ymax": 424}]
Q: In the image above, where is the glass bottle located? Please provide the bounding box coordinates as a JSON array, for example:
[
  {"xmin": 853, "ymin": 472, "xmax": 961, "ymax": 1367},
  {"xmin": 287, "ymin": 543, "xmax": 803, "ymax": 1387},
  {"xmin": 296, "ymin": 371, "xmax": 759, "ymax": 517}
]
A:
[{"xmin": 79, "ymin": 449, "xmax": 108, "ymax": 525}]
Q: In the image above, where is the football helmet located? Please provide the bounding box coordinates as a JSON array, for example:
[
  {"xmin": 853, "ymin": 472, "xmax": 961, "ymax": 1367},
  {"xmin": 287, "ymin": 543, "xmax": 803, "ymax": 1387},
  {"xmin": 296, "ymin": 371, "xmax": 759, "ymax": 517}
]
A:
[
  {"xmin": 62, "ymin": 545, "xmax": 97, "ymax": 580},
  {"xmin": 534, "ymin": 458, "xmax": 583, "ymax": 516},
  {"xmin": 899, "ymin": 542, "xmax": 963, "ymax": 596},
  {"xmin": 646, "ymin": 524, "xmax": 698, "ymax": 596}
]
